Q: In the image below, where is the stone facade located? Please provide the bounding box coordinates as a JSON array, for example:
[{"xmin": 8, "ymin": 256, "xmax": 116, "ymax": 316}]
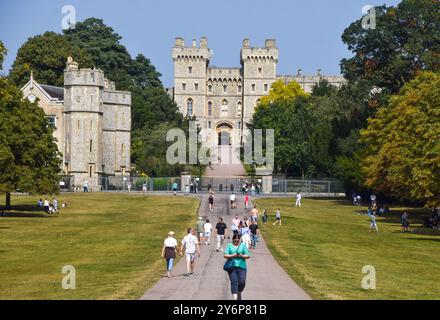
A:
[
  {"xmin": 170, "ymin": 37, "xmax": 345, "ymax": 146},
  {"xmin": 21, "ymin": 57, "xmax": 131, "ymax": 191}
]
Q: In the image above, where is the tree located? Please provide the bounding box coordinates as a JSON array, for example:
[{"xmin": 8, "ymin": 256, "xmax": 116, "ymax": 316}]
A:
[
  {"xmin": 360, "ymin": 71, "xmax": 440, "ymax": 208},
  {"xmin": 341, "ymin": 0, "xmax": 440, "ymax": 96},
  {"xmin": 0, "ymin": 77, "xmax": 61, "ymax": 209},
  {"xmin": 9, "ymin": 32, "xmax": 92, "ymax": 87},
  {"xmin": 0, "ymin": 40, "xmax": 6, "ymax": 71},
  {"xmin": 259, "ymin": 80, "xmax": 308, "ymax": 106}
]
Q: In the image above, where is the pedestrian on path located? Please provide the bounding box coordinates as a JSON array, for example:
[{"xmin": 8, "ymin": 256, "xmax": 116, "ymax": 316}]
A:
[
  {"xmin": 196, "ymin": 217, "xmax": 205, "ymax": 243},
  {"xmin": 215, "ymin": 218, "xmax": 227, "ymax": 252},
  {"xmin": 230, "ymin": 192, "xmax": 236, "ymax": 209},
  {"xmin": 224, "ymin": 234, "xmax": 250, "ymax": 300},
  {"xmin": 142, "ymin": 182, "xmax": 147, "ymax": 195},
  {"xmin": 295, "ymin": 192, "xmax": 302, "ymax": 207},
  {"xmin": 208, "ymin": 193, "xmax": 214, "ymax": 211},
  {"xmin": 180, "ymin": 228, "xmax": 201, "ymax": 277},
  {"xmin": 251, "ymin": 206, "xmax": 259, "ymax": 222},
  {"xmin": 249, "ymin": 221, "xmax": 259, "ymax": 249},
  {"xmin": 273, "ymin": 209, "xmax": 282, "ymax": 226},
  {"xmin": 172, "ymin": 182, "xmax": 178, "ymax": 196},
  {"xmin": 161, "ymin": 231, "xmax": 181, "ymax": 278},
  {"xmin": 240, "ymin": 221, "xmax": 251, "ymax": 249},
  {"xmin": 262, "ymin": 209, "xmax": 268, "ymax": 224},
  {"xmin": 204, "ymin": 219, "xmax": 213, "ymax": 245},
  {"xmin": 244, "ymin": 194, "xmax": 249, "ymax": 209}
]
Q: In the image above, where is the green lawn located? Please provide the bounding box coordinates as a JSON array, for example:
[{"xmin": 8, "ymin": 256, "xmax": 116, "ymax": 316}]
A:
[
  {"xmin": 255, "ymin": 197, "xmax": 440, "ymax": 300},
  {"xmin": 0, "ymin": 193, "xmax": 199, "ymax": 299}
]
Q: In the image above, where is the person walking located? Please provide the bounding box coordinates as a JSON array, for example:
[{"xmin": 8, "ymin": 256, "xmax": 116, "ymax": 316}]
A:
[
  {"xmin": 208, "ymin": 193, "xmax": 214, "ymax": 211},
  {"xmin": 251, "ymin": 206, "xmax": 259, "ymax": 222},
  {"xmin": 240, "ymin": 221, "xmax": 251, "ymax": 249},
  {"xmin": 244, "ymin": 194, "xmax": 249, "ymax": 209},
  {"xmin": 83, "ymin": 180, "xmax": 88, "ymax": 192},
  {"xmin": 43, "ymin": 198, "xmax": 50, "ymax": 213},
  {"xmin": 142, "ymin": 181, "xmax": 147, "ymax": 195},
  {"xmin": 369, "ymin": 212, "xmax": 379, "ymax": 233},
  {"xmin": 204, "ymin": 219, "xmax": 213, "ymax": 245},
  {"xmin": 172, "ymin": 182, "xmax": 178, "ymax": 195},
  {"xmin": 224, "ymin": 234, "xmax": 250, "ymax": 300},
  {"xmin": 262, "ymin": 209, "xmax": 268, "ymax": 224},
  {"xmin": 230, "ymin": 192, "xmax": 236, "ymax": 209},
  {"xmin": 249, "ymin": 221, "xmax": 260, "ymax": 249},
  {"xmin": 215, "ymin": 218, "xmax": 227, "ymax": 252},
  {"xmin": 127, "ymin": 182, "xmax": 132, "ymax": 192},
  {"xmin": 196, "ymin": 217, "xmax": 205, "ymax": 243},
  {"xmin": 181, "ymin": 228, "xmax": 201, "ymax": 277},
  {"xmin": 273, "ymin": 209, "xmax": 282, "ymax": 226},
  {"xmin": 401, "ymin": 212, "xmax": 411, "ymax": 233},
  {"xmin": 52, "ymin": 198, "xmax": 58, "ymax": 214},
  {"xmin": 161, "ymin": 231, "xmax": 181, "ymax": 278},
  {"xmin": 295, "ymin": 192, "xmax": 302, "ymax": 207}
]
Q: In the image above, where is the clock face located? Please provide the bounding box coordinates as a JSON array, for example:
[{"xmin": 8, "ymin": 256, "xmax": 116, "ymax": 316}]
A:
[{"xmin": 28, "ymin": 94, "xmax": 36, "ymax": 102}]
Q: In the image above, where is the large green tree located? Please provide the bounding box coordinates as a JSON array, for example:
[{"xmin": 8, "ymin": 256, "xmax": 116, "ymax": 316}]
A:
[
  {"xmin": 0, "ymin": 40, "xmax": 6, "ymax": 70},
  {"xmin": 9, "ymin": 32, "xmax": 92, "ymax": 87},
  {"xmin": 0, "ymin": 77, "xmax": 61, "ymax": 208},
  {"xmin": 341, "ymin": 0, "xmax": 440, "ymax": 96},
  {"xmin": 360, "ymin": 71, "xmax": 440, "ymax": 208}
]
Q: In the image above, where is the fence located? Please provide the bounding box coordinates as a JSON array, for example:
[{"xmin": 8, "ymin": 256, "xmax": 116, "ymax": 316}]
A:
[
  {"xmin": 198, "ymin": 177, "xmax": 262, "ymax": 193},
  {"xmin": 271, "ymin": 179, "xmax": 345, "ymax": 194},
  {"xmin": 100, "ymin": 176, "xmax": 181, "ymax": 192}
]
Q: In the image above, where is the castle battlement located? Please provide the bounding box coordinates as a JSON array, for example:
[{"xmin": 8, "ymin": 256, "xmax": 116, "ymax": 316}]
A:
[
  {"xmin": 172, "ymin": 37, "xmax": 211, "ymax": 61},
  {"xmin": 102, "ymin": 90, "xmax": 132, "ymax": 106}
]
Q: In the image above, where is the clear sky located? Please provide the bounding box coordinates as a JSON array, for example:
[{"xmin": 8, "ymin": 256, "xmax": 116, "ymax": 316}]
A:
[{"xmin": 0, "ymin": 0, "xmax": 401, "ymax": 87}]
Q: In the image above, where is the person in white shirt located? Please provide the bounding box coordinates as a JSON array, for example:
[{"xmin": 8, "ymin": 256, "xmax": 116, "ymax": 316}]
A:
[
  {"xmin": 230, "ymin": 193, "xmax": 236, "ymax": 209},
  {"xmin": 161, "ymin": 231, "xmax": 181, "ymax": 278},
  {"xmin": 296, "ymin": 192, "xmax": 302, "ymax": 207},
  {"xmin": 203, "ymin": 219, "xmax": 213, "ymax": 245},
  {"xmin": 83, "ymin": 180, "xmax": 88, "ymax": 192},
  {"xmin": 180, "ymin": 228, "xmax": 201, "ymax": 277},
  {"xmin": 43, "ymin": 198, "xmax": 50, "ymax": 213}
]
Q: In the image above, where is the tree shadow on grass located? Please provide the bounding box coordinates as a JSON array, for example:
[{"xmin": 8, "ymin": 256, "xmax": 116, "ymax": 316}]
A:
[
  {"xmin": 1, "ymin": 205, "xmax": 52, "ymax": 218},
  {"xmin": 406, "ymin": 237, "xmax": 440, "ymax": 243}
]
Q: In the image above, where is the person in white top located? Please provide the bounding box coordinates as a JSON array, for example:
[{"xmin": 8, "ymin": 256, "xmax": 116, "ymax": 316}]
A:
[
  {"xmin": 230, "ymin": 193, "xmax": 236, "ymax": 209},
  {"xmin": 203, "ymin": 219, "xmax": 213, "ymax": 245},
  {"xmin": 180, "ymin": 228, "xmax": 201, "ymax": 277},
  {"xmin": 295, "ymin": 192, "xmax": 302, "ymax": 207},
  {"xmin": 43, "ymin": 199, "xmax": 50, "ymax": 213},
  {"xmin": 83, "ymin": 180, "xmax": 88, "ymax": 192},
  {"xmin": 161, "ymin": 231, "xmax": 181, "ymax": 278}
]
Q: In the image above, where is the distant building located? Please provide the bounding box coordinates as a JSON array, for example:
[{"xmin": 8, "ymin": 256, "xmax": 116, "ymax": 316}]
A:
[
  {"xmin": 170, "ymin": 37, "xmax": 345, "ymax": 146},
  {"xmin": 21, "ymin": 57, "xmax": 131, "ymax": 191}
]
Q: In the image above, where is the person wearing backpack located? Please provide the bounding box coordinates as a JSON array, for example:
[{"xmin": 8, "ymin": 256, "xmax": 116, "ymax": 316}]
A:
[{"xmin": 223, "ymin": 234, "xmax": 250, "ymax": 300}]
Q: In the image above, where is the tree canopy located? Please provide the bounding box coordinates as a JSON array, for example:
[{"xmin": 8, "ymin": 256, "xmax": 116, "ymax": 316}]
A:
[
  {"xmin": 361, "ymin": 71, "xmax": 440, "ymax": 208},
  {"xmin": 0, "ymin": 76, "xmax": 61, "ymax": 208},
  {"xmin": 0, "ymin": 40, "xmax": 6, "ymax": 71}
]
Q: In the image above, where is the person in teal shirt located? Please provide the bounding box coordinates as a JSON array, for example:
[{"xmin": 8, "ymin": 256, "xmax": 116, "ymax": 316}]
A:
[
  {"xmin": 172, "ymin": 182, "xmax": 178, "ymax": 195},
  {"xmin": 224, "ymin": 234, "xmax": 250, "ymax": 300}
]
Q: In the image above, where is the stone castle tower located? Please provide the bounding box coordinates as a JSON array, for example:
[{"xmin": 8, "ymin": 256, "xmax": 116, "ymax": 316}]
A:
[
  {"xmin": 170, "ymin": 37, "xmax": 345, "ymax": 147},
  {"xmin": 21, "ymin": 57, "xmax": 131, "ymax": 191}
]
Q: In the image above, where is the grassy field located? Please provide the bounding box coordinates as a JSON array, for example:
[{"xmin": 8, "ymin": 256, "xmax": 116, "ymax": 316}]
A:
[
  {"xmin": 255, "ymin": 197, "xmax": 440, "ymax": 300},
  {"xmin": 0, "ymin": 193, "xmax": 199, "ymax": 299}
]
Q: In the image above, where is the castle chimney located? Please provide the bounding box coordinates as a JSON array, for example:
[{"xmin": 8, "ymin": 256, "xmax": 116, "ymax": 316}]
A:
[
  {"xmin": 192, "ymin": 39, "xmax": 197, "ymax": 48},
  {"xmin": 297, "ymin": 68, "xmax": 303, "ymax": 76},
  {"xmin": 66, "ymin": 56, "xmax": 79, "ymax": 70},
  {"xmin": 200, "ymin": 36, "xmax": 207, "ymax": 48},
  {"xmin": 265, "ymin": 39, "xmax": 276, "ymax": 48},
  {"xmin": 243, "ymin": 38, "xmax": 250, "ymax": 48},
  {"xmin": 175, "ymin": 37, "xmax": 184, "ymax": 47}
]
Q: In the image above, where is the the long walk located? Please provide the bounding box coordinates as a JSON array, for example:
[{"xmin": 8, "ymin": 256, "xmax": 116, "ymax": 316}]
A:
[{"xmin": 140, "ymin": 193, "xmax": 310, "ymax": 300}]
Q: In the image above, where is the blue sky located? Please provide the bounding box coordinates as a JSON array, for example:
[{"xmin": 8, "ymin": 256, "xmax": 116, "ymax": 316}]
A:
[{"xmin": 0, "ymin": 0, "xmax": 400, "ymax": 87}]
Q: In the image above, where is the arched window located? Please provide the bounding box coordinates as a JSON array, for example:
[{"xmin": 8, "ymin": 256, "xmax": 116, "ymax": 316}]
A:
[
  {"xmin": 223, "ymin": 85, "xmax": 227, "ymax": 93},
  {"xmin": 208, "ymin": 85, "xmax": 212, "ymax": 93},
  {"xmin": 207, "ymin": 101, "xmax": 212, "ymax": 116},
  {"xmin": 221, "ymin": 99, "xmax": 228, "ymax": 117},
  {"xmin": 187, "ymin": 98, "xmax": 193, "ymax": 116},
  {"xmin": 237, "ymin": 101, "xmax": 242, "ymax": 117}
]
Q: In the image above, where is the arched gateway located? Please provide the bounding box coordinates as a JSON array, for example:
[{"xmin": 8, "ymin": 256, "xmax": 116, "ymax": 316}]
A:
[{"xmin": 216, "ymin": 122, "xmax": 233, "ymax": 146}]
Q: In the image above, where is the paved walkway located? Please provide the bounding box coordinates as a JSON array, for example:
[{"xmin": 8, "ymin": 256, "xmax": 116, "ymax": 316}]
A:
[
  {"xmin": 204, "ymin": 146, "xmax": 247, "ymax": 177},
  {"xmin": 140, "ymin": 193, "xmax": 310, "ymax": 300}
]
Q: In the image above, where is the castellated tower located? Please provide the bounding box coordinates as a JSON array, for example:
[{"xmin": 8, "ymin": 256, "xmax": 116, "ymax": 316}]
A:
[
  {"xmin": 173, "ymin": 37, "xmax": 211, "ymax": 124},
  {"xmin": 241, "ymin": 39, "xmax": 278, "ymax": 128},
  {"xmin": 64, "ymin": 57, "xmax": 105, "ymax": 190}
]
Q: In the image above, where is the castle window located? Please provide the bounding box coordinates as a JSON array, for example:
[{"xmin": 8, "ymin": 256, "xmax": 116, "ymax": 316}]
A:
[
  {"xmin": 208, "ymin": 121, "xmax": 211, "ymax": 129},
  {"xmin": 208, "ymin": 85, "xmax": 212, "ymax": 93},
  {"xmin": 90, "ymin": 140, "xmax": 93, "ymax": 153},
  {"xmin": 182, "ymin": 83, "xmax": 186, "ymax": 91},
  {"xmin": 187, "ymin": 98, "xmax": 193, "ymax": 116},
  {"xmin": 207, "ymin": 101, "xmax": 212, "ymax": 116},
  {"xmin": 221, "ymin": 100, "xmax": 228, "ymax": 117},
  {"xmin": 251, "ymin": 84, "xmax": 255, "ymax": 92},
  {"xmin": 223, "ymin": 85, "xmax": 227, "ymax": 94},
  {"xmin": 46, "ymin": 116, "xmax": 56, "ymax": 128},
  {"xmin": 238, "ymin": 122, "xmax": 241, "ymax": 129},
  {"xmin": 258, "ymin": 67, "xmax": 262, "ymax": 74},
  {"xmin": 195, "ymin": 83, "xmax": 199, "ymax": 91},
  {"xmin": 264, "ymin": 84, "xmax": 268, "ymax": 92},
  {"xmin": 89, "ymin": 165, "xmax": 93, "ymax": 178},
  {"xmin": 238, "ymin": 85, "xmax": 242, "ymax": 93},
  {"xmin": 188, "ymin": 66, "xmax": 192, "ymax": 75},
  {"xmin": 77, "ymin": 119, "xmax": 80, "ymax": 131},
  {"xmin": 237, "ymin": 102, "xmax": 242, "ymax": 117},
  {"xmin": 121, "ymin": 144, "xmax": 125, "ymax": 159}
]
